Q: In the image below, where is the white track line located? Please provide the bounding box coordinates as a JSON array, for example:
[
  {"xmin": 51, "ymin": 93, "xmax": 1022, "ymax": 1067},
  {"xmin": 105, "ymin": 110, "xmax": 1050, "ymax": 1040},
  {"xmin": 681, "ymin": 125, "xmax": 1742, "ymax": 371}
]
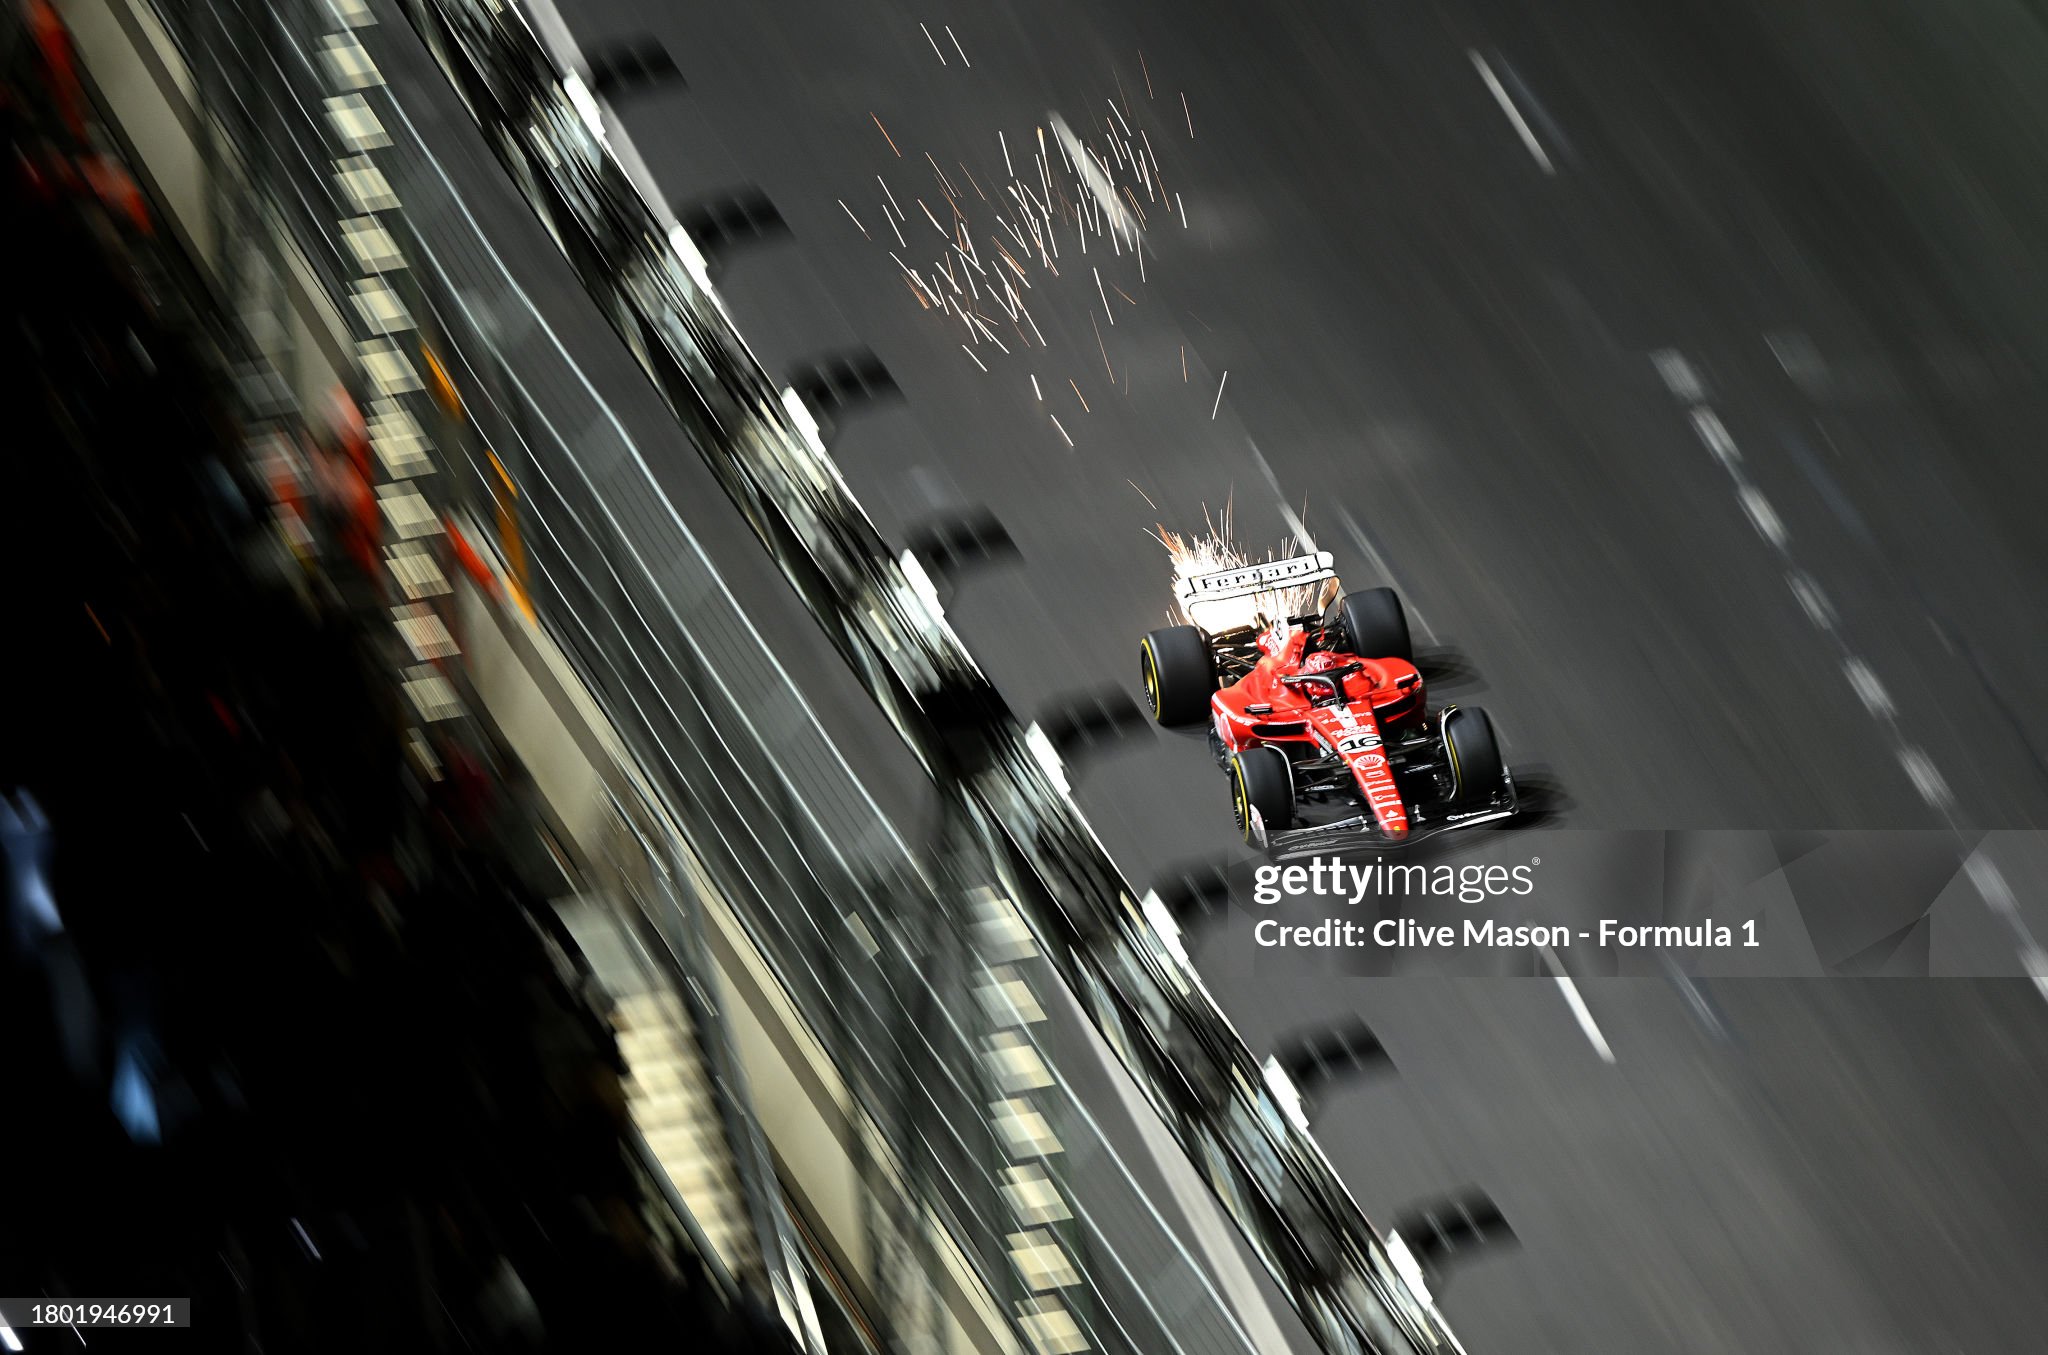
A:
[
  {"xmin": 1334, "ymin": 507, "xmax": 1438, "ymax": 643},
  {"xmin": 1688, "ymin": 407, "xmax": 1740, "ymax": 466},
  {"xmin": 1786, "ymin": 570, "xmax": 1836, "ymax": 631},
  {"xmin": 1470, "ymin": 50, "xmax": 1555, "ymax": 176},
  {"xmin": 1049, "ymin": 110, "xmax": 1143, "ymax": 249},
  {"xmin": 1539, "ymin": 946, "xmax": 1615, "ymax": 1063},
  {"xmin": 1842, "ymin": 658, "xmax": 1895, "ymax": 719},
  {"xmin": 1653, "ymin": 351, "xmax": 2048, "ymax": 991},
  {"xmin": 1736, "ymin": 484, "xmax": 1788, "ymax": 550}
]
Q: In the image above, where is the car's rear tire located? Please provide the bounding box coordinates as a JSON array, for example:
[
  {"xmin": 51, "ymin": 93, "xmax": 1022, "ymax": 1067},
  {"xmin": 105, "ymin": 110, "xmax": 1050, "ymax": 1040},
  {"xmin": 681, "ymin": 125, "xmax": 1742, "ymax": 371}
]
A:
[
  {"xmin": 1440, "ymin": 706, "xmax": 1505, "ymax": 805},
  {"xmin": 1141, "ymin": 626, "xmax": 1215, "ymax": 726},
  {"xmin": 1229, "ymin": 746, "xmax": 1294, "ymax": 843},
  {"xmin": 1329, "ymin": 587, "xmax": 1412, "ymax": 663}
]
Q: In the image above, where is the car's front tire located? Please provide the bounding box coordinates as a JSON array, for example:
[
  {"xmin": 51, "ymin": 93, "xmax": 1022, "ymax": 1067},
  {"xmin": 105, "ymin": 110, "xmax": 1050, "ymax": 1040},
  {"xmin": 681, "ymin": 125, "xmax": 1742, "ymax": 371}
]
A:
[
  {"xmin": 1328, "ymin": 587, "xmax": 1412, "ymax": 663},
  {"xmin": 1229, "ymin": 746, "xmax": 1294, "ymax": 844},
  {"xmin": 1440, "ymin": 706, "xmax": 1505, "ymax": 804},
  {"xmin": 1141, "ymin": 625, "xmax": 1215, "ymax": 726}
]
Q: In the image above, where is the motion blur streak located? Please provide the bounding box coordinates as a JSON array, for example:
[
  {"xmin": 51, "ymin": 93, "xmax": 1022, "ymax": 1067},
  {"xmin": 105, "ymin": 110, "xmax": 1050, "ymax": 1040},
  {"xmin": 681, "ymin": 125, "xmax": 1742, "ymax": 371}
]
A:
[{"xmin": 545, "ymin": 0, "xmax": 2048, "ymax": 1348}]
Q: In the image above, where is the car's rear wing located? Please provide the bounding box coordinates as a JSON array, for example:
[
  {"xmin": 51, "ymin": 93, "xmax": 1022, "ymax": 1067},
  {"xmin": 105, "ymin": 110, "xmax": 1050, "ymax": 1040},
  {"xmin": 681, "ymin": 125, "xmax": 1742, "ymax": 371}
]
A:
[{"xmin": 1177, "ymin": 551, "xmax": 1339, "ymax": 622}]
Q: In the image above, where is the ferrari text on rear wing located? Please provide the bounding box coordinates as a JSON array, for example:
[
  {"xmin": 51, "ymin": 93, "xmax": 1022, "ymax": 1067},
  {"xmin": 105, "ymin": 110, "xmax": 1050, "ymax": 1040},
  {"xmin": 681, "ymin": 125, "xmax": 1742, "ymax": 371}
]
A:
[{"xmin": 1176, "ymin": 551, "xmax": 1338, "ymax": 610}]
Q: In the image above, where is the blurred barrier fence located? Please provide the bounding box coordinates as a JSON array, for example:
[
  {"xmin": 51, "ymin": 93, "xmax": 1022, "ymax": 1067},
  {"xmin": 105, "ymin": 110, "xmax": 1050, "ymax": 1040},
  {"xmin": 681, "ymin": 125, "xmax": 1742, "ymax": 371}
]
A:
[
  {"xmin": 148, "ymin": 0, "xmax": 839, "ymax": 1343},
  {"xmin": 380, "ymin": 1, "xmax": 1476, "ymax": 1352},
  {"xmin": 42, "ymin": 0, "xmax": 834, "ymax": 1343},
  {"xmin": 137, "ymin": 0, "xmax": 1277, "ymax": 1350}
]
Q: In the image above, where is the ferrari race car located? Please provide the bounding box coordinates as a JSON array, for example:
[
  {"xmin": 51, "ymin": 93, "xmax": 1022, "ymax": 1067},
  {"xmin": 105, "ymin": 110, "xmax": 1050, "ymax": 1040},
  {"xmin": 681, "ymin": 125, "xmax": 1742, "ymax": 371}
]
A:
[{"xmin": 1140, "ymin": 552, "xmax": 1518, "ymax": 852}]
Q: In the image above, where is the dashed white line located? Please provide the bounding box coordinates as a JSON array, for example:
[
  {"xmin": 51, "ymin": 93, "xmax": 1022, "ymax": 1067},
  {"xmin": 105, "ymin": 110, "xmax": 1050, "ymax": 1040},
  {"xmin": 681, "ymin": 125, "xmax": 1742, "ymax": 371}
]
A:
[
  {"xmin": 1651, "ymin": 348, "xmax": 1706, "ymax": 403},
  {"xmin": 1966, "ymin": 856, "xmax": 2017, "ymax": 918},
  {"xmin": 1688, "ymin": 407, "xmax": 1741, "ymax": 466},
  {"xmin": 1786, "ymin": 570, "xmax": 1836, "ymax": 631},
  {"xmin": 1842, "ymin": 658, "xmax": 1895, "ymax": 720},
  {"xmin": 1895, "ymin": 747, "xmax": 1954, "ymax": 809},
  {"xmin": 1970, "ymin": 857, "xmax": 2048, "ymax": 1003},
  {"xmin": 1736, "ymin": 484, "xmax": 1788, "ymax": 549},
  {"xmin": 1659, "ymin": 354, "xmax": 1977, "ymax": 855},
  {"xmin": 1469, "ymin": 49, "xmax": 1556, "ymax": 176}
]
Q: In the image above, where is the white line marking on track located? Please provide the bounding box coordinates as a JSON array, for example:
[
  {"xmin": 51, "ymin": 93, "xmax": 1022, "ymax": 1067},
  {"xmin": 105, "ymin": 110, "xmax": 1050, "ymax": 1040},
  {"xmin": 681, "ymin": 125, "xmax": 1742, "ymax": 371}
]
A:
[
  {"xmin": 1539, "ymin": 946, "xmax": 1615, "ymax": 1063},
  {"xmin": 1765, "ymin": 329, "xmax": 1826, "ymax": 386},
  {"xmin": 1896, "ymin": 746, "xmax": 1954, "ymax": 809},
  {"xmin": 1241, "ymin": 438, "xmax": 1331, "ymax": 567},
  {"xmin": 1966, "ymin": 856, "xmax": 2018, "ymax": 918},
  {"xmin": 1966, "ymin": 857, "xmax": 2048, "ymax": 1008},
  {"xmin": 1651, "ymin": 349, "xmax": 1706, "ymax": 402},
  {"xmin": 1246, "ymin": 439, "xmax": 1286, "ymax": 498},
  {"xmin": 1662, "ymin": 961, "xmax": 1730, "ymax": 1043},
  {"xmin": 1332, "ymin": 506, "xmax": 1389, "ymax": 571},
  {"xmin": 1492, "ymin": 54, "xmax": 1576, "ymax": 168},
  {"xmin": 1335, "ymin": 506, "xmax": 1439, "ymax": 642},
  {"xmin": 1786, "ymin": 571, "xmax": 1836, "ymax": 631},
  {"xmin": 1469, "ymin": 49, "xmax": 1556, "ymax": 175},
  {"xmin": 2026, "ymin": 955, "xmax": 2048, "ymax": 1005},
  {"xmin": 1656, "ymin": 353, "xmax": 1990, "ymax": 929},
  {"xmin": 1276, "ymin": 503, "xmax": 1317, "ymax": 555},
  {"xmin": 1049, "ymin": 111, "xmax": 1145, "ymax": 250},
  {"xmin": 1842, "ymin": 658, "xmax": 1895, "ymax": 719},
  {"xmin": 1688, "ymin": 407, "xmax": 1741, "ymax": 465},
  {"xmin": 1736, "ymin": 484, "xmax": 1788, "ymax": 549}
]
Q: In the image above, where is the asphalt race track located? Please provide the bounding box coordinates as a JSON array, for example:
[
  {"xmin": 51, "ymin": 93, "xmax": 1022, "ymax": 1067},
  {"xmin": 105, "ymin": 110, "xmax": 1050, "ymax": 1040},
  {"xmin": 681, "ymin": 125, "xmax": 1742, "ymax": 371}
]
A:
[
  {"xmin": 393, "ymin": 0, "xmax": 2048, "ymax": 1350},
  {"xmin": 1196, "ymin": 975, "xmax": 2048, "ymax": 1354},
  {"xmin": 551, "ymin": 0, "xmax": 2048, "ymax": 863}
]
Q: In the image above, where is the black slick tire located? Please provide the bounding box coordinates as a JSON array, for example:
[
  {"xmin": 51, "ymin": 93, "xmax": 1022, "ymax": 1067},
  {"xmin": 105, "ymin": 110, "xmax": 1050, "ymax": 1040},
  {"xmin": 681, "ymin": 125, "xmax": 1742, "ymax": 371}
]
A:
[
  {"xmin": 1141, "ymin": 625, "xmax": 1215, "ymax": 726},
  {"xmin": 1229, "ymin": 746, "xmax": 1294, "ymax": 843}
]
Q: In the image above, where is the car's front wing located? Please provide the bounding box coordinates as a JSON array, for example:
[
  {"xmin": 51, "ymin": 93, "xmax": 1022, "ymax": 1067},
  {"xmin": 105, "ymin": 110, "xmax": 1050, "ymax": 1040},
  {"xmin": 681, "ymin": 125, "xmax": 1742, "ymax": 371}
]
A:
[{"xmin": 1255, "ymin": 771, "xmax": 1520, "ymax": 861}]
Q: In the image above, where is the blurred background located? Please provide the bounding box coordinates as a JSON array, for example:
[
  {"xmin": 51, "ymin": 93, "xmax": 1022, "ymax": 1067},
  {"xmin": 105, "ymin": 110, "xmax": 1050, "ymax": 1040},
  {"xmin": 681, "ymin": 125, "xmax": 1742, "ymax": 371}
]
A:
[{"xmin": 5, "ymin": 0, "xmax": 2048, "ymax": 1351}]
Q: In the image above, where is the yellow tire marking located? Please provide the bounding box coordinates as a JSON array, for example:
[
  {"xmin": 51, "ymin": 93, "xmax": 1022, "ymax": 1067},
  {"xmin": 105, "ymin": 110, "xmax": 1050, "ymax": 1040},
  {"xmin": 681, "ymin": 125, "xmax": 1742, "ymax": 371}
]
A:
[{"xmin": 1442, "ymin": 706, "xmax": 1463, "ymax": 798}]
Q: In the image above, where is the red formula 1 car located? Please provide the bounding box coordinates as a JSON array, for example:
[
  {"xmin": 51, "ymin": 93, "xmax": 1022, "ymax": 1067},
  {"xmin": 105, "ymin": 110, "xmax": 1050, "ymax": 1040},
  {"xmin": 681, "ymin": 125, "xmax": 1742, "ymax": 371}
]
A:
[{"xmin": 1140, "ymin": 552, "xmax": 1517, "ymax": 853}]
